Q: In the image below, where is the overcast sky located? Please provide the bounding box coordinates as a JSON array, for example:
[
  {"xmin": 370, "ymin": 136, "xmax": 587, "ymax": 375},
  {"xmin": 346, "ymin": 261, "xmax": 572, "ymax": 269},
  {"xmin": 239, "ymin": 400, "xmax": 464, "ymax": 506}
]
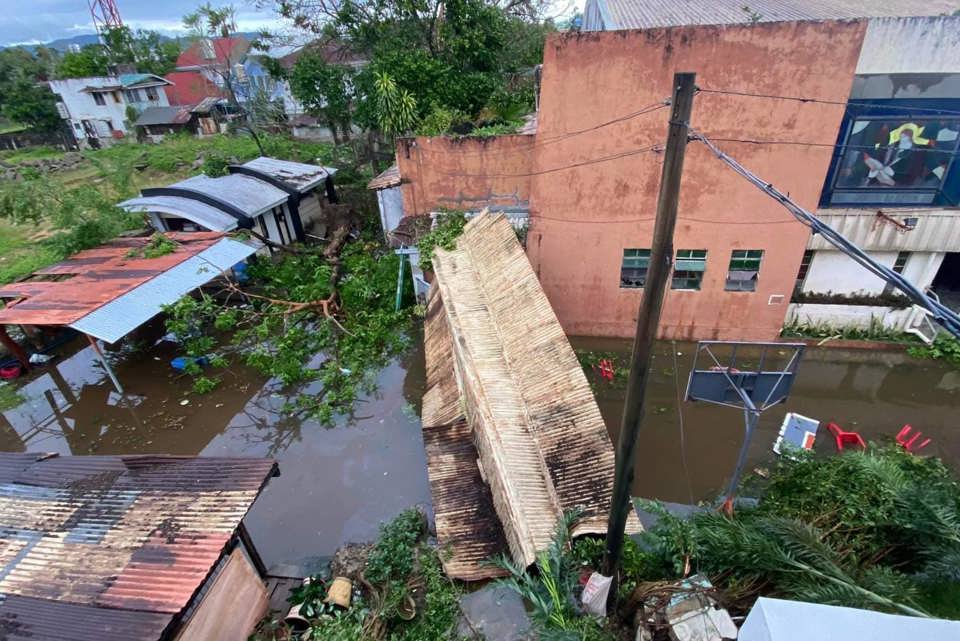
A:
[{"xmin": 0, "ymin": 0, "xmax": 284, "ymax": 46}]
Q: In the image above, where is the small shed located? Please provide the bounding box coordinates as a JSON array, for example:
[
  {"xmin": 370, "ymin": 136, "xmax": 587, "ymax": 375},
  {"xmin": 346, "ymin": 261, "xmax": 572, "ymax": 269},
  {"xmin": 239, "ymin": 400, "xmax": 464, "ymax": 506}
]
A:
[
  {"xmin": 0, "ymin": 451, "xmax": 278, "ymax": 641},
  {"xmin": 368, "ymin": 164, "xmax": 403, "ymax": 240},
  {"xmin": 740, "ymin": 597, "xmax": 960, "ymax": 641},
  {"xmin": 134, "ymin": 105, "xmax": 198, "ymax": 142},
  {"xmin": 118, "ymin": 157, "xmax": 337, "ymax": 245}
]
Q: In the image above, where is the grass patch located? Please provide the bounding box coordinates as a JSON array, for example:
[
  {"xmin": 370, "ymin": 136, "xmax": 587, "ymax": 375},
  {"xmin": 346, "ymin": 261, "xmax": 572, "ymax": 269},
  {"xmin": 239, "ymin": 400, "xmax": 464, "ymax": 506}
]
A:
[
  {"xmin": 0, "ymin": 221, "xmax": 59, "ymax": 284},
  {"xmin": 780, "ymin": 318, "xmax": 920, "ymax": 344},
  {"xmin": 0, "ymin": 145, "xmax": 65, "ymax": 163}
]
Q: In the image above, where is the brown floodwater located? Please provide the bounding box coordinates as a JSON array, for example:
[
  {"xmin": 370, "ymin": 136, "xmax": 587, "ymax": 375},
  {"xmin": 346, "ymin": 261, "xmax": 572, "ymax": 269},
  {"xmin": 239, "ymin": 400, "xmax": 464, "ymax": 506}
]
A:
[{"xmin": 2, "ymin": 328, "xmax": 958, "ymax": 568}]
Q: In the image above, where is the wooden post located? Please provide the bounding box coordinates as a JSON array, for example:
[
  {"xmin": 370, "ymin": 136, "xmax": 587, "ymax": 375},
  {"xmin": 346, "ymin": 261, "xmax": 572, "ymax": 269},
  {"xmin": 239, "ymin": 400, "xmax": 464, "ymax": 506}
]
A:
[
  {"xmin": 602, "ymin": 72, "xmax": 697, "ymax": 589},
  {"xmin": 0, "ymin": 326, "xmax": 29, "ymax": 370}
]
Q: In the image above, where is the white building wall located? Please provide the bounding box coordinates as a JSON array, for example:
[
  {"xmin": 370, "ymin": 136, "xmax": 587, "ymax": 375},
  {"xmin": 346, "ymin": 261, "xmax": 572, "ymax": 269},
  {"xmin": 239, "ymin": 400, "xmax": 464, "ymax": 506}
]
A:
[
  {"xmin": 49, "ymin": 77, "xmax": 130, "ymax": 139},
  {"xmin": 901, "ymin": 252, "xmax": 945, "ymax": 291},
  {"xmin": 802, "ymin": 250, "xmax": 898, "ymax": 295}
]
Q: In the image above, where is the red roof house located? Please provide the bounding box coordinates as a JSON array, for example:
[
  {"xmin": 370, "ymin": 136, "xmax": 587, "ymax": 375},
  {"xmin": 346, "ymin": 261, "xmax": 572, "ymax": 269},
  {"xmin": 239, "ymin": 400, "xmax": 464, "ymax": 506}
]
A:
[{"xmin": 163, "ymin": 70, "xmax": 223, "ymax": 105}]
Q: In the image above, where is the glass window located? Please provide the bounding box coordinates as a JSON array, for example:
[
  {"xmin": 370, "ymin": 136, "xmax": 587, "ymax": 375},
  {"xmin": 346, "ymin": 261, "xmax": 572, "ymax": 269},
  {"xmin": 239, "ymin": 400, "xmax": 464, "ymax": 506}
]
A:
[
  {"xmin": 725, "ymin": 249, "xmax": 763, "ymax": 291},
  {"xmin": 794, "ymin": 249, "xmax": 814, "ymax": 296},
  {"xmin": 92, "ymin": 92, "xmax": 106, "ymax": 106},
  {"xmin": 620, "ymin": 249, "xmax": 650, "ymax": 288},
  {"xmin": 829, "ymin": 116, "xmax": 960, "ymax": 206},
  {"xmin": 672, "ymin": 249, "xmax": 707, "ymax": 290},
  {"xmin": 146, "ymin": 86, "xmax": 159, "ymax": 101},
  {"xmin": 124, "ymin": 89, "xmax": 141, "ymax": 103},
  {"xmin": 883, "ymin": 251, "xmax": 911, "ymax": 295}
]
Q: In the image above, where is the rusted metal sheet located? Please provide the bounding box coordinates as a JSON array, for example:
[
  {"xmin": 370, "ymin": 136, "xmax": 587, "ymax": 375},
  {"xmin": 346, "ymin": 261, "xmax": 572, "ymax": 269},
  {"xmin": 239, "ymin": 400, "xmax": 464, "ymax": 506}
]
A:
[
  {"xmin": 425, "ymin": 213, "xmax": 640, "ymax": 571},
  {"xmin": 0, "ymin": 453, "xmax": 276, "ymax": 640},
  {"xmin": 367, "ymin": 164, "xmax": 401, "ymax": 190},
  {"xmin": 422, "ymin": 287, "xmax": 509, "ymax": 580},
  {"xmin": 0, "ymin": 232, "xmax": 226, "ymax": 327}
]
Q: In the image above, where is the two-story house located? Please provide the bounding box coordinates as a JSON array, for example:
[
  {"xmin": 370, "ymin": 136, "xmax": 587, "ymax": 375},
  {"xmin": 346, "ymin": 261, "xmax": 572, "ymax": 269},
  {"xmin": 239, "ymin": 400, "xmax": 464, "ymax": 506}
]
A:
[{"xmin": 49, "ymin": 73, "xmax": 172, "ymax": 148}]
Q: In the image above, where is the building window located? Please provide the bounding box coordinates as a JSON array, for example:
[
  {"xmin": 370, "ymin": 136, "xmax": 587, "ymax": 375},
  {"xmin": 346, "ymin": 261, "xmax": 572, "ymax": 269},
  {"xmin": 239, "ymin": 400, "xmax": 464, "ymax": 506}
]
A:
[
  {"xmin": 112, "ymin": 91, "xmax": 121, "ymax": 103},
  {"xmin": 725, "ymin": 249, "xmax": 763, "ymax": 291},
  {"xmin": 620, "ymin": 248, "xmax": 650, "ymax": 288},
  {"xmin": 883, "ymin": 251, "xmax": 911, "ymax": 295},
  {"xmin": 795, "ymin": 250, "xmax": 814, "ymax": 294},
  {"xmin": 672, "ymin": 249, "xmax": 707, "ymax": 290},
  {"xmin": 146, "ymin": 86, "xmax": 159, "ymax": 101},
  {"xmin": 92, "ymin": 92, "xmax": 106, "ymax": 106},
  {"xmin": 124, "ymin": 88, "xmax": 141, "ymax": 103},
  {"xmin": 824, "ymin": 115, "xmax": 960, "ymax": 207}
]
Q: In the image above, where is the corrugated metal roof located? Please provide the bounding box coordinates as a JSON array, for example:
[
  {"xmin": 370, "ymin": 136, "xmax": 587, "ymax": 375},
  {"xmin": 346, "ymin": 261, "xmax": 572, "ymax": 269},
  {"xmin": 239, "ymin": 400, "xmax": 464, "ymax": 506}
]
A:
[
  {"xmin": 119, "ymin": 73, "xmax": 169, "ymax": 88},
  {"xmin": 427, "ymin": 213, "xmax": 640, "ymax": 571},
  {"xmin": 134, "ymin": 106, "xmax": 194, "ymax": 127},
  {"xmin": 190, "ymin": 96, "xmax": 222, "ymax": 113},
  {"xmin": 118, "ymin": 195, "xmax": 240, "ymax": 232},
  {"xmin": 173, "ymin": 174, "xmax": 289, "ymax": 217},
  {"xmin": 368, "ymin": 164, "xmax": 401, "ymax": 190},
  {"xmin": 0, "ymin": 234, "xmax": 256, "ymax": 336},
  {"xmin": 809, "ymin": 208, "xmax": 960, "ymax": 252},
  {"xmin": 240, "ymin": 157, "xmax": 336, "ymax": 193},
  {"xmin": 589, "ymin": 0, "xmax": 954, "ymax": 30},
  {"xmin": 0, "ymin": 452, "xmax": 276, "ymax": 641},
  {"xmin": 70, "ymin": 238, "xmax": 258, "ymax": 343}
]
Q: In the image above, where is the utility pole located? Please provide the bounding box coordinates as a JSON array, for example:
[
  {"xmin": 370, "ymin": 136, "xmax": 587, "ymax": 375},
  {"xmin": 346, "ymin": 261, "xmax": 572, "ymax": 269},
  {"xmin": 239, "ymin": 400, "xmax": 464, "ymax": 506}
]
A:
[{"xmin": 602, "ymin": 72, "xmax": 696, "ymax": 587}]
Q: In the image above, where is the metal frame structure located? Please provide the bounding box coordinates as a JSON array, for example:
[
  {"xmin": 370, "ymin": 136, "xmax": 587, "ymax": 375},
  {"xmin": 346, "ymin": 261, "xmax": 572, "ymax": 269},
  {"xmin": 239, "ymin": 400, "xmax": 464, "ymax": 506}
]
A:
[
  {"xmin": 89, "ymin": 0, "xmax": 123, "ymax": 37},
  {"xmin": 685, "ymin": 340, "xmax": 806, "ymax": 510}
]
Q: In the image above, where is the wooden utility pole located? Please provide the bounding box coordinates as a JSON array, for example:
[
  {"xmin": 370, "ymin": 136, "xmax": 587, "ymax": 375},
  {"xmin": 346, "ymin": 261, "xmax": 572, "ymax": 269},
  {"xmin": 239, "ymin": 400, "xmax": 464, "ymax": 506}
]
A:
[{"xmin": 602, "ymin": 72, "xmax": 697, "ymax": 585}]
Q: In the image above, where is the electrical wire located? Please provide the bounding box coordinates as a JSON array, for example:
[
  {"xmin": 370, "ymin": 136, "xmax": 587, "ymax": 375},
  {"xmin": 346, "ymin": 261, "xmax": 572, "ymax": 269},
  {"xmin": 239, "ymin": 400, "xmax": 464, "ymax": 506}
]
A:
[
  {"xmin": 698, "ymin": 87, "xmax": 960, "ymax": 117},
  {"xmin": 691, "ymin": 128, "xmax": 960, "ymax": 338},
  {"xmin": 413, "ymin": 100, "xmax": 671, "ymax": 157},
  {"xmin": 434, "ymin": 142, "xmax": 663, "ymax": 178},
  {"xmin": 698, "ymin": 135, "xmax": 960, "ymax": 158}
]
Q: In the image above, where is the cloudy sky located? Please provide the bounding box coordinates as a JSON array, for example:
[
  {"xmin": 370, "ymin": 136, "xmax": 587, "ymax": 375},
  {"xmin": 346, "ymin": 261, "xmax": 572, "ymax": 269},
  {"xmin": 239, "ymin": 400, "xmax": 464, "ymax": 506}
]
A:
[{"xmin": 0, "ymin": 0, "xmax": 285, "ymax": 46}]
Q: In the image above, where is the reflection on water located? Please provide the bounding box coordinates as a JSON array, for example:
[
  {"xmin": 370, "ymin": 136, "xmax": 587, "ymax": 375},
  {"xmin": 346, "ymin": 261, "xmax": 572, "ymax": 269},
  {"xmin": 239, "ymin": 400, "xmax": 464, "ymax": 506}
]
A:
[
  {"xmin": 576, "ymin": 337, "xmax": 960, "ymax": 504},
  {"xmin": 0, "ymin": 330, "xmax": 431, "ymax": 568},
  {"xmin": 3, "ymin": 328, "xmax": 958, "ymax": 566}
]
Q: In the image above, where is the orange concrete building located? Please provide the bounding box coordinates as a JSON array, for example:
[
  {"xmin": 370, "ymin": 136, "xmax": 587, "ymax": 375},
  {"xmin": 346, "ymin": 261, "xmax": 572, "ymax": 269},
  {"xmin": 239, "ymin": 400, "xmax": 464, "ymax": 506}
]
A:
[{"xmin": 391, "ymin": 20, "xmax": 877, "ymax": 340}]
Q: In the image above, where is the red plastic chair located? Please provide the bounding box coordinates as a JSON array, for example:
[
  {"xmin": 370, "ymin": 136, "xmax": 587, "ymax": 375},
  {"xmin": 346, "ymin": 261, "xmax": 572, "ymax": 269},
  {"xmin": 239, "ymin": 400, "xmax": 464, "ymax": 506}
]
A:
[
  {"xmin": 827, "ymin": 422, "xmax": 867, "ymax": 451},
  {"xmin": 896, "ymin": 425, "xmax": 931, "ymax": 453}
]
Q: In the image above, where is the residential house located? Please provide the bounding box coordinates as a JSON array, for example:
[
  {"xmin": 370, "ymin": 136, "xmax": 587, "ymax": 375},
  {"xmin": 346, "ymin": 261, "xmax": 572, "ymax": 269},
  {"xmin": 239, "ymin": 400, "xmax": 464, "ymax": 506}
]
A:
[
  {"xmin": 134, "ymin": 97, "xmax": 227, "ymax": 142},
  {"xmin": 0, "ymin": 452, "xmax": 277, "ymax": 641},
  {"xmin": 118, "ymin": 157, "xmax": 338, "ymax": 247},
  {"xmin": 164, "ymin": 37, "xmax": 251, "ymax": 107},
  {"xmin": 49, "ymin": 73, "xmax": 172, "ymax": 148},
  {"xmin": 391, "ymin": 15, "xmax": 960, "ymax": 341}
]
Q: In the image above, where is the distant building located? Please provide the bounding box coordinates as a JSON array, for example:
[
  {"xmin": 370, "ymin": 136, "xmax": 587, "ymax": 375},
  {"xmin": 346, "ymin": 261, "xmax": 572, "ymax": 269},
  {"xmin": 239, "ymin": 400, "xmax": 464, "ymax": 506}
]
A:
[
  {"xmin": 391, "ymin": 15, "xmax": 960, "ymax": 341},
  {"xmin": 134, "ymin": 97, "xmax": 226, "ymax": 142},
  {"xmin": 118, "ymin": 157, "xmax": 338, "ymax": 247},
  {"xmin": 164, "ymin": 37, "xmax": 251, "ymax": 108},
  {"xmin": 0, "ymin": 452, "xmax": 277, "ymax": 641},
  {"xmin": 49, "ymin": 73, "xmax": 172, "ymax": 148}
]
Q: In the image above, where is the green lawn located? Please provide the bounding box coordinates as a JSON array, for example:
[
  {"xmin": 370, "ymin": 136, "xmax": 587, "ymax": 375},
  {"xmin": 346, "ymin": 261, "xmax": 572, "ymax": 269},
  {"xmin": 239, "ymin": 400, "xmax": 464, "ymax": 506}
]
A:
[
  {"xmin": 0, "ymin": 145, "xmax": 66, "ymax": 164},
  {"xmin": 0, "ymin": 221, "xmax": 58, "ymax": 284}
]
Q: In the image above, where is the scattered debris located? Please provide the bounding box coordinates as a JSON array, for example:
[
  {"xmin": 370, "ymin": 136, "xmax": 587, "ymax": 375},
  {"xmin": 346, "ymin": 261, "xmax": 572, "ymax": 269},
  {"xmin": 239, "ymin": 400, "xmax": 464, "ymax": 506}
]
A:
[{"xmin": 457, "ymin": 584, "xmax": 533, "ymax": 641}]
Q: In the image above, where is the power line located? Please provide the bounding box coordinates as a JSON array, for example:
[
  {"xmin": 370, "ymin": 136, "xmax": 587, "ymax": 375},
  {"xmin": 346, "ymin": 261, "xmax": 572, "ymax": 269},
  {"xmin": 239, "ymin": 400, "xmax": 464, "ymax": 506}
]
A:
[
  {"xmin": 691, "ymin": 128, "xmax": 960, "ymax": 339},
  {"xmin": 413, "ymin": 100, "xmax": 671, "ymax": 157},
  {"xmin": 698, "ymin": 134, "xmax": 960, "ymax": 158},
  {"xmin": 435, "ymin": 143, "xmax": 663, "ymax": 178},
  {"xmin": 698, "ymin": 87, "xmax": 960, "ymax": 117}
]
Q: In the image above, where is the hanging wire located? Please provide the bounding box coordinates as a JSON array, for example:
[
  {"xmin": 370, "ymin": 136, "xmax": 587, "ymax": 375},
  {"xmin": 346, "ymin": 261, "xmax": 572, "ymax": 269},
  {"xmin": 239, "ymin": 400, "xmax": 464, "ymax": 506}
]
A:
[
  {"xmin": 690, "ymin": 128, "xmax": 960, "ymax": 338},
  {"xmin": 698, "ymin": 87, "xmax": 960, "ymax": 117},
  {"xmin": 434, "ymin": 143, "xmax": 663, "ymax": 178}
]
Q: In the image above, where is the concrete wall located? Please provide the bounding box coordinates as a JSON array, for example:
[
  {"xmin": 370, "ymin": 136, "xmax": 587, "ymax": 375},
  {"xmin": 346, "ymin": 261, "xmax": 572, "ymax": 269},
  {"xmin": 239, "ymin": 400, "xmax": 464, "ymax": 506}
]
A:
[
  {"xmin": 396, "ymin": 135, "xmax": 534, "ymax": 216},
  {"xmin": 786, "ymin": 303, "xmax": 929, "ymax": 333},
  {"xmin": 802, "ymin": 250, "xmax": 944, "ymax": 295},
  {"xmin": 50, "ymin": 77, "xmax": 130, "ymax": 139},
  {"xmin": 525, "ymin": 22, "xmax": 867, "ymax": 339}
]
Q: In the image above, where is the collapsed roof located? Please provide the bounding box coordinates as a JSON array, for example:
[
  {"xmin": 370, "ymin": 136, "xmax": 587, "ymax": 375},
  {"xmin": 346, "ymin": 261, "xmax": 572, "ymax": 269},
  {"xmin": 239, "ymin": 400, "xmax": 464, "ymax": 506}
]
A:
[{"xmin": 423, "ymin": 213, "xmax": 641, "ymax": 579}]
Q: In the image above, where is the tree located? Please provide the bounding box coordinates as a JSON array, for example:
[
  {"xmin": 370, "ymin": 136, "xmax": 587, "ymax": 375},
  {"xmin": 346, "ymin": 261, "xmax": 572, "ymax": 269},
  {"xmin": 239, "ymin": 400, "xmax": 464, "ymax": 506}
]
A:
[
  {"xmin": 0, "ymin": 48, "xmax": 60, "ymax": 131},
  {"xmin": 289, "ymin": 49, "xmax": 355, "ymax": 144},
  {"xmin": 55, "ymin": 27, "xmax": 180, "ymax": 78}
]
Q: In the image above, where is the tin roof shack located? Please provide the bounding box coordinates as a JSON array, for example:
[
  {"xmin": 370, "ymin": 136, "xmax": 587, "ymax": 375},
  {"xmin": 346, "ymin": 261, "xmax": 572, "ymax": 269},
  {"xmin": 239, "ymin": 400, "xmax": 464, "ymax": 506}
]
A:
[
  {"xmin": 422, "ymin": 213, "xmax": 641, "ymax": 580},
  {"xmin": 118, "ymin": 157, "xmax": 338, "ymax": 246},
  {"xmin": 134, "ymin": 105, "xmax": 200, "ymax": 142},
  {"xmin": 0, "ymin": 233, "xmax": 258, "ymax": 388},
  {"xmin": 0, "ymin": 452, "xmax": 278, "ymax": 641}
]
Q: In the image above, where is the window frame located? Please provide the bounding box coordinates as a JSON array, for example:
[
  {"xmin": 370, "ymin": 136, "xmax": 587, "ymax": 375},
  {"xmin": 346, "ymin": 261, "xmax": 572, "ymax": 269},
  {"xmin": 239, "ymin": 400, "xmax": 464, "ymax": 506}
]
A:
[
  {"xmin": 672, "ymin": 249, "xmax": 707, "ymax": 291},
  {"xmin": 620, "ymin": 248, "xmax": 651, "ymax": 289},
  {"xmin": 146, "ymin": 86, "xmax": 159, "ymax": 101},
  {"xmin": 92, "ymin": 91, "xmax": 106, "ymax": 106},
  {"xmin": 725, "ymin": 249, "xmax": 763, "ymax": 292}
]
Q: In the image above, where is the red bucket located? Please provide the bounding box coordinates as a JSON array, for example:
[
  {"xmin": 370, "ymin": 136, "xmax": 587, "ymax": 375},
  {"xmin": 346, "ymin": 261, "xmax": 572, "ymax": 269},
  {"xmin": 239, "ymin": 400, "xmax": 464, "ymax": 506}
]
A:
[{"xmin": 0, "ymin": 364, "xmax": 21, "ymax": 380}]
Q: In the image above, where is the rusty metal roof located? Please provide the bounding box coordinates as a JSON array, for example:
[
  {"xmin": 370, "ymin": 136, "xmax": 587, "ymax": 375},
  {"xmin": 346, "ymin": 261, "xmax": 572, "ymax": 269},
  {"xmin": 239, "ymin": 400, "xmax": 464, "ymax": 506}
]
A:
[
  {"xmin": 0, "ymin": 233, "xmax": 255, "ymax": 338},
  {"xmin": 426, "ymin": 213, "xmax": 640, "ymax": 572},
  {"xmin": 0, "ymin": 452, "xmax": 277, "ymax": 641},
  {"xmin": 367, "ymin": 164, "xmax": 401, "ymax": 190},
  {"xmin": 240, "ymin": 157, "xmax": 335, "ymax": 193}
]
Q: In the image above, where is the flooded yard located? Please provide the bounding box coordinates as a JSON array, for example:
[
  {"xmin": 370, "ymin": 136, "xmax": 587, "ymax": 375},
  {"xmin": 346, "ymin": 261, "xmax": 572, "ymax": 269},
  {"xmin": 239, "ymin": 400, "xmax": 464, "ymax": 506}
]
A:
[{"xmin": 2, "ymin": 328, "xmax": 958, "ymax": 568}]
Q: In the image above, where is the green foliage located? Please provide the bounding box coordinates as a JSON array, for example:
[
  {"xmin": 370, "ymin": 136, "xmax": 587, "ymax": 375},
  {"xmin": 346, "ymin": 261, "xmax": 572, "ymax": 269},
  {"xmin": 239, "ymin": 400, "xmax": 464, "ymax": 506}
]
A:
[
  {"xmin": 470, "ymin": 120, "xmax": 523, "ymax": 137},
  {"xmin": 415, "ymin": 106, "xmax": 469, "ymax": 136},
  {"xmin": 416, "ymin": 210, "xmax": 467, "ymax": 272},
  {"xmin": 0, "ymin": 383, "xmax": 25, "ymax": 412},
  {"xmin": 56, "ymin": 26, "xmax": 180, "ymax": 78},
  {"xmin": 0, "ymin": 47, "xmax": 60, "ymax": 131},
  {"xmin": 780, "ymin": 318, "xmax": 919, "ymax": 343},
  {"xmin": 290, "ymin": 52, "xmax": 355, "ymax": 143},
  {"xmin": 909, "ymin": 335, "xmax": 960, "ymax": 366},
  {"xmin": 126, "ymin": 233, "xmax": 178, "ymax": 259},
  {"xmin": 641, "ymin": 447, "xmax": 960, "ymax": 617},
  {"xmin": 373, "ymin": 71, "xmax": 418, "ymax": 136},
  {"xmin": 365, "ymin": 508, "xmax": 426, "ymax": 585}
]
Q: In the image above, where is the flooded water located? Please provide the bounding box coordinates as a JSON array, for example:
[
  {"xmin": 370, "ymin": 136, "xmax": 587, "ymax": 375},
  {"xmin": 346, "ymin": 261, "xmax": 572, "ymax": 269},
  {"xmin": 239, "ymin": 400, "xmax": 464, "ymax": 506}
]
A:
[
  {"xmin": 2, "ymin": 327, "xmax": 958, "ymax": 567},
  {"xmin": 0, "ymin": 327, "xmax": 431, "ymax": 569},
  {"xmin": 575, "ymin": 337, "xmax": 960, "ymax": 504}
]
